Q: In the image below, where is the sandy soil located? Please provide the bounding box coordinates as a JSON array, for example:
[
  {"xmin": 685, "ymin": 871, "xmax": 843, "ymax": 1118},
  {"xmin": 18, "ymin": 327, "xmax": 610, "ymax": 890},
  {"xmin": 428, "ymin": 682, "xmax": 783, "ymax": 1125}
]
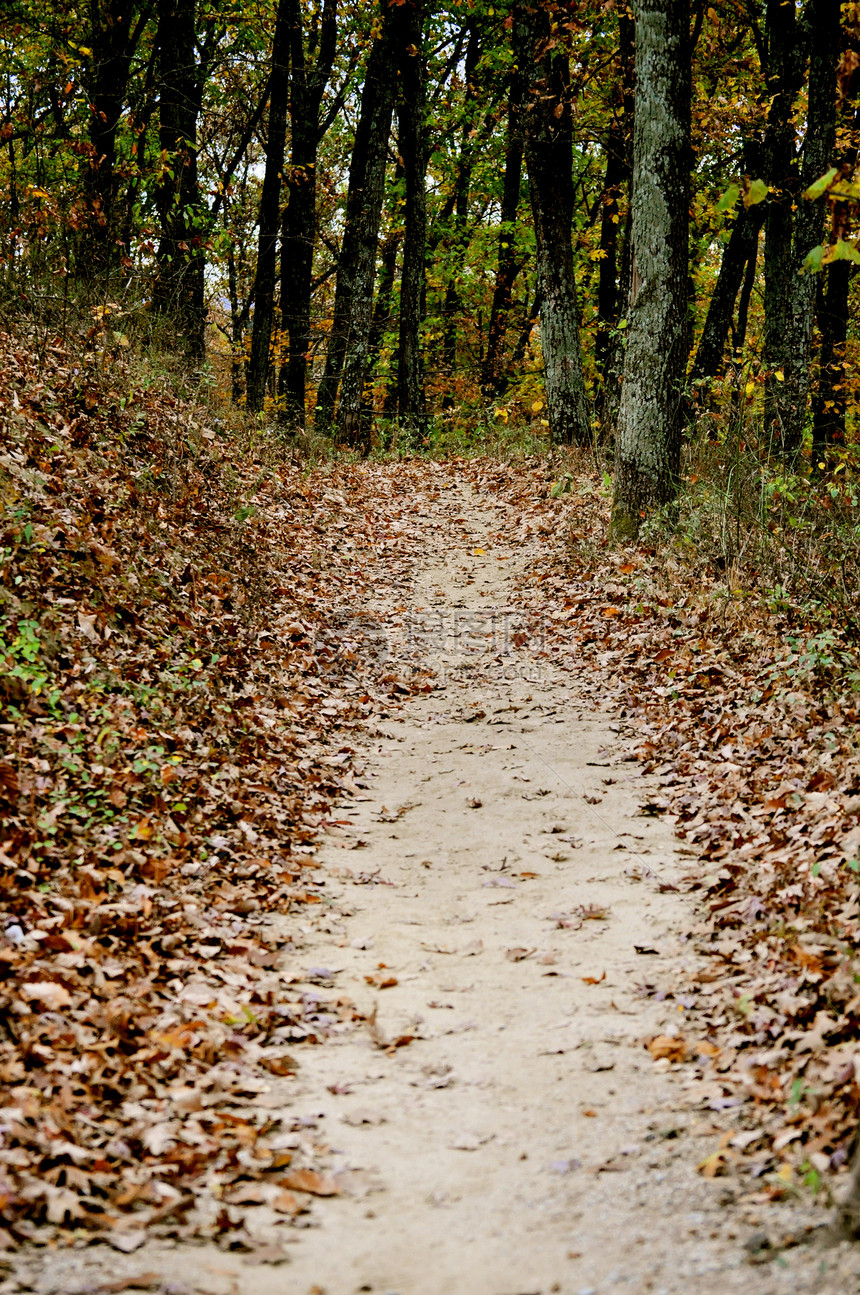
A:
[{"xmin": 13, "ymin": 479, "xmax": 860, "ymax": 1295}]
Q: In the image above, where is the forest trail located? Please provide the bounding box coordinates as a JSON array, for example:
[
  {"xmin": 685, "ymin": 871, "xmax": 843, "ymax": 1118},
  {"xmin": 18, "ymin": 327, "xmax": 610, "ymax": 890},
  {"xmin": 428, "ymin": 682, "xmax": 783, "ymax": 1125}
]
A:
[{"xmin": 19, "ymin": 475, "xmax": 858, "ymax": 1295}]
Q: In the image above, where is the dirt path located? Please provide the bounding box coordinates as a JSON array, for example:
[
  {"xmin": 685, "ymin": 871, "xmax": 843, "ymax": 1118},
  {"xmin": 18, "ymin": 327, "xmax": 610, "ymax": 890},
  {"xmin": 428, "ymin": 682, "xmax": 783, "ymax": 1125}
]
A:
[{"xmin": 18, "ymin": 478, "xmax": 859, "ymax": 1295}]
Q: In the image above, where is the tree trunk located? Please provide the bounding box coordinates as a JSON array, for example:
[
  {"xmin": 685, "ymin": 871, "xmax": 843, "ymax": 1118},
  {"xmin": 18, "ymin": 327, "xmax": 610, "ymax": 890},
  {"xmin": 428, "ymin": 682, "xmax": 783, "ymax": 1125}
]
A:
[
  {"xmin": 610, "ymin": 0, "xmax": 691, "ymax": 539},
  {"xmin": 278, "ymin": 0, "xmax": 337, "ymax": 430},
  {"xmin": 154, "ymin": 0, "xmax": 206, "ymax": 360},
  {"xmin": 315, "ymin": 10, "xmax": 395, "ymax": 438},
  {"xmin": 247, "ymin": 0, "xmax": 291, "ymax": 413},
  {"xmin": 781, "ymin": 0, "xmax": 840, "ymax": 455},
  {"xmin": 595, "ymin": 12, "xmax": 635, "ymax": 394},
  {"xmin": 371, "ymin": 227, "xmax": 403, "ymax": 421},
  {"xmin": 393, "ymin": 0, "xmax": 428, "ymax": 434},
  {"xmin": 812, "ymin": 264, "xmax": 850, "ymax": 462},
  {"xmin": 689, "ymin": 201, "xmax": 765, "ymax": 387},
  {"xmin": 441, "ymin": 22, "xmax": 481, "ymax": 392},
  {"xmin": 762, "ymin": 0, "xmax": 804, "ymax": 437},
  {"xmin": 516, "ymin": 1, "xmax": 591, "ymax": 448},
  {"xmin": 80, "ymin": 1, "xmax": 151, "ymax": 277},
  {"xmin": 481, "ymin": 67, "xmax": 525, "ymax": 396}
]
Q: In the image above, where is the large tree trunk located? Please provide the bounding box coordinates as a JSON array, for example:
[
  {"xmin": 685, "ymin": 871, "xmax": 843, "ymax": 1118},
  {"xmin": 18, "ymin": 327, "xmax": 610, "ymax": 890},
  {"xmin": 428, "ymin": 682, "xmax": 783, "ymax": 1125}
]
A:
[
  {"xmin": 153, "ymin": 0, "xmax": 205, "ymax": 360},
  {"xmin": 610, "ymin": 0, "xmax": 691, "ymax": 539},
  {"xmin": 780, "ymin": 0, "xmax": 840, "ymax": 455},
  {"xmin": 441, "ymin": 23, "xmax": 481, "ymax": 390},
  {"xmin": 762, "ymin": 0, "xmax": 804, "ymax": 437},
  {"xmin": 278, "ymin": 0, "xmax": 337, "ymax": 431},
  {"xmin": 481, "ymin": 67, "xmax": 525, "ymax": 397},
  {"xmin": 595, "ymin": 12, "xmax": 635, "ymax": 399},
  {"xmin": 812, "ymin": 54, "xmax": 860, "ymax": 461},
  {"xmin": 516, "ymin": 1, "xmax": 591, "ymax": 447},
  {"xmin": 392, "ymin": 0, "xmax": 428, "ymax": 434},
  {"xmin": 246, "ymin": 0, "xmax": 291, "ymax": 413},
  {"xmin": 80, "ymin": 1, "xmax": 151, "ymax": 278},
  {"xmin": 315, "ymin": 10, "xmax": 395, "ymax": 439},
  {"xmin": 370, "ymin": 227, "xmax": 403, "ymax": 422},
  {"xmin": 777, "ymin": 0, "xmax": 839, "ymax": 455},
  {"xmin": 812, "ymin": 259, "xmax": 850, "ymax": 460}
]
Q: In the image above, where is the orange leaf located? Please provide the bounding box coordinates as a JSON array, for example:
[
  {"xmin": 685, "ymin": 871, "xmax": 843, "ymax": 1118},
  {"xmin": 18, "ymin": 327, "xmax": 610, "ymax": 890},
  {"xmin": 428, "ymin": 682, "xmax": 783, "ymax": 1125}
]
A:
[
  {"xmin": 647, "ymin": 1034, "xmax": 689, "ymax": 1063},
  {"xmin": 273, "ymin": 1189, "xmax": 305, "ymax": 1215},
  {"xmin": 280, "ymin": 1169, "xmax": 340, "ymax": 1197}
]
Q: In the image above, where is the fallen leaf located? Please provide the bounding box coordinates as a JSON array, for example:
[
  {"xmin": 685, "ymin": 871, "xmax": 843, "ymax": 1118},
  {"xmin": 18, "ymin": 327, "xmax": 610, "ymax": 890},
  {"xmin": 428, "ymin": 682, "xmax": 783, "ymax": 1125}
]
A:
[
  {"xmin": 280, "ymin": 1169, "xmax": 340, "ymax": 1197},
  {"xmin": 647, "ymin": 1035, "xmax": 689, "ymax": 1063}
]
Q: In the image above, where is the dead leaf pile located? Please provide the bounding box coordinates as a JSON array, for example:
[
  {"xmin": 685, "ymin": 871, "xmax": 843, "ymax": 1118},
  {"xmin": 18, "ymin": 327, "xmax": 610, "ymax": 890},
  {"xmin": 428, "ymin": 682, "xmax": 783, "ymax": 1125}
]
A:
[{"xmin": 0, "ymin": 326, "xmax": 439, "ymax": 1250}]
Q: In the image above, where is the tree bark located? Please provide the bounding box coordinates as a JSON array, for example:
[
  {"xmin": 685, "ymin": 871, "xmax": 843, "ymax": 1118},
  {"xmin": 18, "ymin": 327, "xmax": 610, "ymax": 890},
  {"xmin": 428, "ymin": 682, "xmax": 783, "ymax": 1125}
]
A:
[
  {"xmin": 689, "ymin": 200, "xmax": 765, "ymax": 387},
  {"xmin": 315, "ymin": 9, "xmax": 395, "ymax": 439},
  {"xmin": 516, "ymin": 0, "xmax": 591, "ymax": 447},
  {"xmin": 392, "ymin": 0, "xmax": 428, "ymax": 434},
  {"xmin": 80, "ymin": 1, "xmax": 152, "ymax": 277},
  {"xmin": 780, "ymin": 0, "xmax": 840, "ymax": 455},
  {"xmin": 595, "ymin": 12, "xmax": 635, "ymax": 392},
  {"xmin": 153, "ymin": 0, "xmax": 206, "ymax": 360},
  {"xmin": 812, "ymin": 55, "xmax": 860, "ymax": 460},
  {"xmin": 610, "ymin": 0, "xmax": 691, "ymax": 538},
  {"xmin": 762, "ymin": 0, "xmax": 805, "ymax": 437},
  {"xmin": 246, "ymin": 0, "xmax": 291, "ymax": 413},
  {"xmin": 481, "ymin": 67, "xmax": 525, "ymax": 396},
  {"xmin": 278, "ymin": 0, "xmax": 337, "ymax": 430},
  {"xmin": 441, "ymin": 22, "xmax": 481, "ymax": 391},
  {"xmin": 371, "ymin": 226, "xmax": 403, "ymax": 421}
]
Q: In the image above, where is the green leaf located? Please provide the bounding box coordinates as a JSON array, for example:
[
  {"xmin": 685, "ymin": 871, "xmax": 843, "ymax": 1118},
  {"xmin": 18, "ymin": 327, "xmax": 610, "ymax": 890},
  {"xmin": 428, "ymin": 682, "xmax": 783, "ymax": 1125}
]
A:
[
  {"xmin": 802, "ymin": 244, "xmax": 824, "ymax": 273},
  {"xmin": 743, "ymin": 178, "xmax": 770, "ymax": 208},
  {"xmin": 826, "ymin": 239, "xmax": 860, "ymax": 264},
  {"xmin": 803, "ymin": 167, "xmax": 838, "ymax": 200},
  {"xmin": 716, "ymin": 184, "xmax": 740, "ymax": 212}
]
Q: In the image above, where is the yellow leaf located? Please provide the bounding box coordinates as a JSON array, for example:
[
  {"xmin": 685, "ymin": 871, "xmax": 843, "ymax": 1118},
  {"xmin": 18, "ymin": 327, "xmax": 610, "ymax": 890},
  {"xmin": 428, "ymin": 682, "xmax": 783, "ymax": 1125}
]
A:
[
  {"xmin": 745, "ymin": 381, "xmax": 755, "ymax": 399},
  {"xmin": 472, "ymin": 547, "xmax": 485, "ymax": 556},
  {"xmin": 776, "ymin": 1163, "xmax": 793, "ymax": 1182},
  {"xmin": 531, "ymin": 400, "xmax": 544, "ymax": 412},
  {"xmin": 78, "ymin": 45, "xmax": 93, "ymax": 55},
  {"xmin": 697, "ymin": 1151, "xmax": 726, "ymax": 1178},
  {"xmin": 775, "ymin": 370, "xmax": 785, "ymax": 382}
]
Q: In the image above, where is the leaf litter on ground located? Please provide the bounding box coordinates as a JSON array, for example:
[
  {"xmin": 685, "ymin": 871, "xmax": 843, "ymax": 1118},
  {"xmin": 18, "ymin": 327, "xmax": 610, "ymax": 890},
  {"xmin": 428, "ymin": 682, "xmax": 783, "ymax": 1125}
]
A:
[{"xmin": 0, "ymin": 326, "xmax": 440, "ymax": 1255}]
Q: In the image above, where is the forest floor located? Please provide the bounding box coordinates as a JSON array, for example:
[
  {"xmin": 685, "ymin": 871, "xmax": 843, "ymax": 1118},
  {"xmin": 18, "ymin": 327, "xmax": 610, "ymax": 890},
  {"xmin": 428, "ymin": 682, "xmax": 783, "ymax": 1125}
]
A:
[
  {"xmin": 5, "ymin": 336, "xmax": 860, "ymax": 1293},
  {"xmin": 5, "ymin": 460, "xmax": 860, "ymax": 1295}
]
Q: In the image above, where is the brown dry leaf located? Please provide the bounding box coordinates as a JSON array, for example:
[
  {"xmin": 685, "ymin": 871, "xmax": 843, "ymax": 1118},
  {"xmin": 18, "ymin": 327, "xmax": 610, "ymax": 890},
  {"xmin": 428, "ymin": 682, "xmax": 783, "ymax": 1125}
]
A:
[
  {"xmin": 273, "ymin": 1190, "xmax": 304, "ymax": 1215},
  {"xmin": 280, "ymin": 1169, "xmax": 340, "ymax": 1197},
  {"xmin": 20, "ymin": 980, "xmax": 73, "ymax": 1009},
  {"xmin": 582, "ymin": 970, "xmax": 606, "ymax": 985},
  {"xmin": 577, "ymin": 904, "xmax": 610, "ymax": 921},
  {"xmin": 260, "ymin": 1053, "xmax": 300, "ymax": 1076},
  {"xmin": 647, "ymin": 1034, "xmax": 689, "ymax": 1063}
]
